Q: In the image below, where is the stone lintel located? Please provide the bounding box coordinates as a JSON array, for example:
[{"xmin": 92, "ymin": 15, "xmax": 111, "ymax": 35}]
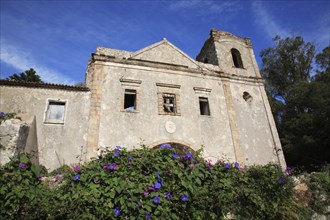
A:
[{"xmin": 156, "ymin": 83, "xmax": 181, "ymax": 89}]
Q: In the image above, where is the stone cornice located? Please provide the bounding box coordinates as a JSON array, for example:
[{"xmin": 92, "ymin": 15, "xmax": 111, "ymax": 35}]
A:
[{"xmin": 92, "ymin": 54, "xmax": 264, "ymax": 85}]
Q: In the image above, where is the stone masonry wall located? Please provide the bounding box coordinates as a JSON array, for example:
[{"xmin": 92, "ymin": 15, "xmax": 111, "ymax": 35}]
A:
[{"xmin": 0, "ymin": 118, "xmax": 29, "ymax": 165}]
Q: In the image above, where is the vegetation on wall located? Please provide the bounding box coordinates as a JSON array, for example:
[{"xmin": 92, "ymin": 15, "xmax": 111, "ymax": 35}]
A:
[
  {"xmin": 260, "ymin": 36, "xmax": 330, "ymax": 170},
  {"xmin": 1, "ymin": 145, "xmax": 328, "ymax": 219}
]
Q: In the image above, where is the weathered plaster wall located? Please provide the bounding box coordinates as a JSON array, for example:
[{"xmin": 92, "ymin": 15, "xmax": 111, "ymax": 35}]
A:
[
  {"xmin": 0, "ymin": 86, "xmax": 90, "ymax": 170},
  {"xmin": 95, "ymin": 62, "xmax": 237, "ymax": 162},
  {"xmin": 196, "ymin": 29, "xmax": 285, "ymax": 166}
]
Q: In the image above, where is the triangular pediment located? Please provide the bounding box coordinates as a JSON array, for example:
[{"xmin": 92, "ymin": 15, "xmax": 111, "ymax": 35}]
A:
[{"xmin": 130, "ymin": 39, "xmax": 200, "ymax": 69}]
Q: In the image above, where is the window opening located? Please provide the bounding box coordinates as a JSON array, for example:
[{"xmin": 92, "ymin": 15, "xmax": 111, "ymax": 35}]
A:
[
  {"xmin": 243, "ymin": 92, "xmax": 253, "ymax": 103},
  {"xmin": 124, "ymin": 89, "xmax": 136, "ymax": 110},
  {"xmin": 199, "ymin": 97, "xmax": 210, "ymax": 115},
  {"xmin": 46, "ymin": 101, "xmax": 66, "ymax": 123},
  {"xmin": 163, "ymin": 94, "xmax": 176, "ymax": 113},
  {"xmin": 231, "ymin": 48, "xmax": 244, "ymax": 68}
]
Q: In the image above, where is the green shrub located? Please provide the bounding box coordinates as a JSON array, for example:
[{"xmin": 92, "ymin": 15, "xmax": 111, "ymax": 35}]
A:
[{"xmin": 0, "ymin": 145, "xmax": 315, "ymax": 219}]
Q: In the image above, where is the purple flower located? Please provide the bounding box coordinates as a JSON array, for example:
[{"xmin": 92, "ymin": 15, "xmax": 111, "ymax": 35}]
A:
[
  {"xmin": 0, "ymin": 112, "xmax": 5, "ymax": 117},
  {"xmin": 116, "ymin": 146, "xmax": 121, "ymax": 150},
  {"xmin": 235, "ymin": 162, "xmax": 240, "ymax": 169},
  {"xmin": 37, "ymin": 175, "xmax": 42, "ymax": 181},
  {"xmin": 144, "ymin": 190, "xmax": 149, "ymax": 196},
  {"xmin": 103, "ymin": 164, "xmax": 110, "ymax": 169},
  {"xmin": 183, "ymin": 146, "xmax": 188, "ymax": 151},
  {"xmin": 160, "ymin": 143, "xmax": 171, "ymax": 149},
  {"xmin": 285, "ymin": 167, "xmax": 292, "ymax": 175},
  {"xmin": 114, "ymin": 207, "xmax": 121, "ymax": 217},
  {"xmin": 145, "ymin": 212, "xmax": 152, "ymax": 219},
  {"xmin": 73, "ymin": 165, "xmax": 80, "ymax": 172},
  {"xmin": 225, "ymin": 163, "xmax": 231, "ymax": 169},
  {"xmin": 155, "ymin": 181, "xmax": 162, "ymax": 190},
  {"xmin": 73, "ymin": 174, "xmax": 81, "ymax": 182},
  {"xmin": 278, "ymin": 177, "xmax": 286, "ymax": 184},
  {"xmin": 128, "ymin": 157, "xmax": 133, "ymax": 161},
  {"xmin": 153, "ymin": 196, "xmax": 161, "ymax": 204},
  {"xmin": 148, "ymin": 184, "xmax": 155, "ymax": 191},
  {"xmin": 109, "ymin": 163, "xmax": 118, "ymax": 171},
  {"xmin": 186, "ymin": 152, "xmax": 193, "ymax": 160},
  {"xmin": 189, "ymin": 163, "xmax": 195, "ymax": 170},
  {"xmin": 165, "ymin": 192, "xmax": 171, "ymax": 199},
  {"xmin": 180, "ymin": 156, "xmax": 187, "ymax": 162},
  {"xmin": 113, "ymin": 151, "xmax": 119, "ymax": 157},
  {"xmin": 18, "ymin": 162, "xmax": 27, "ymax": 169},
  {"xmin": 93, "ymin": 178, "xmax": 101, "ymax": 184},
  {"xmin": 181, "ymin": 194, "xmax": 189, "ymax": 202},
  {"xmin": 172, "ymin": 152, "xmax": 178, "ymax": 159}
]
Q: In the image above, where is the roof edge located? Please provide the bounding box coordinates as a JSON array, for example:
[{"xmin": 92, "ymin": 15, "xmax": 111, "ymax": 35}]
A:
[{"xmin": 0, "ymin": 80, "xmax": 90, "ymax": 92}]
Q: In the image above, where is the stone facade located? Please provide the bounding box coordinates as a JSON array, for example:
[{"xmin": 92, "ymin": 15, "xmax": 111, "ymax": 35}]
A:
[{"xmin": 0, "ymin": 29, "xmax": 286, "ymax": 170}]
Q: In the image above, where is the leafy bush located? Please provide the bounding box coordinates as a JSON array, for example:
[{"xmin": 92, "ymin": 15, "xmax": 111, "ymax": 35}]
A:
[{"xmin": 0, "ymin": 145, "xmax": 315, "ymax": 219}]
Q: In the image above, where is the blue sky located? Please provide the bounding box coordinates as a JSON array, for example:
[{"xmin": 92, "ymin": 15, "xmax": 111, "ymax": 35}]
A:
[{"xmin": 1, "ymin": 0, "xmax": 329, "ymax": 85}]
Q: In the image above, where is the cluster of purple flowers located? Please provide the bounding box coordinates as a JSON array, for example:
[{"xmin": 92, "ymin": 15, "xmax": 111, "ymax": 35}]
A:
[
  {"xmin": 179, "ymin": 152, "xmax": 194, "ymax": 163},
  {"xmin": 103, "ymin": 163, "xmax": 118, "ymax": 171},
  {"xmin": 0, "ymin": 112, "xmax": 6, "ymax": 117},
  {"xmin": 160, "ymin": 143, "xmax": 172, "ymax": 149},
  {"xmin": 224, "ymin": 162, "xmax": 241, "ymax": 170}
]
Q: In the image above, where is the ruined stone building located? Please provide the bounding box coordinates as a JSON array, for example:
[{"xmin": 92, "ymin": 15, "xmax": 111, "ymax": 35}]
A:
[{"xmin": 0, "ymin": 29, "xmax": 286, "ymax": 170}]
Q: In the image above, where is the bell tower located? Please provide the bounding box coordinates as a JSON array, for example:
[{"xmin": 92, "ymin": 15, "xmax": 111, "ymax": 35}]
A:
[{"xmin": 196, "ymin": 29, "xmax": 261, "ymax": 78}]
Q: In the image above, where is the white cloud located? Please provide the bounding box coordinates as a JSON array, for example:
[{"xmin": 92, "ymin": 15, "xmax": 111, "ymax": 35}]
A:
[
  {"xmin": 0, "ymin": 41, "xmax": 75, "ymax": 85},
  {"xmin": 251, "ymin": 1, "xmax": 290, "ymax": 39},
  {"xmin": 168, "ymin": 0, "xmax": 241, "ymax": 17}
]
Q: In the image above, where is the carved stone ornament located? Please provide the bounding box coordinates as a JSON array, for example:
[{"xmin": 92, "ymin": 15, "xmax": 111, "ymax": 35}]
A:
[{"xmin": 165, "ymin": 121, "xmax": 176, "ymax": 133}]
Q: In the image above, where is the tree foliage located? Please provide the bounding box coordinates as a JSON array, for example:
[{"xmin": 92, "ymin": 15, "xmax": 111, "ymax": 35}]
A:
[
  {"xmin": 6, "ymin": 68, "xmax": 43, "ymax": 83},
  {"xmin": 260, "ymin": 36, "xmax": 315, "ymax": 102},
  {"xmin": 260, "ymin": 37, "xmax": 329, "ymax": 170}
]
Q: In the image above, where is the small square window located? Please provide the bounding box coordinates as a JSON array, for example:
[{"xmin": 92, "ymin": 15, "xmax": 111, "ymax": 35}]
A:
[
  {"xmin": 199, "ymin": 97, "xmax": 210, "ymax": 116},
  {"xmin": 163, "ymin": 93, "xmax": 176, "ymax": 113},
  {"xmin": 124, "ymin": 89, "xmax": 137, "ymax": 110},
  {"xmin": 45, "ymin": 101, "xmax": 66, "ymax": 124}
]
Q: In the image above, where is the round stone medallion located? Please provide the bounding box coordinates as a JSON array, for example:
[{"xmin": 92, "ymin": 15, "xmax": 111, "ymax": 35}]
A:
[{"xmin": 165, "ymin": 121, "xmax": 176, "ymax": 133}]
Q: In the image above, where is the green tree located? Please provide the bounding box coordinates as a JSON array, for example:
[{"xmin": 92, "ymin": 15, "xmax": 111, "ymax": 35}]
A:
[
  {"xmin": 260, "ymin": 36, "xmax": 315, "ymax": 102},
  {"xmin": 7, "ymin": 68, "xmax": 43, "ymax": 83},
  {"xmin": 260, "ymin": 36, "xmax": 329, "ymax": 170},
  {"xmin": 314, "ymin": 46, "xmax": 330, "ymax": 83}
]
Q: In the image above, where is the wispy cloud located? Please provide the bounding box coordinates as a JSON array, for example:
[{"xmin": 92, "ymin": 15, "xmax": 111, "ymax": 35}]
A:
[
  {"xmin": 251, "ymin": 1, "xmax": 289, "ymax": 39},
  {"xmin": 0, "ymin": 40, "xmax": 75, "ymax": 85},
  {"xmin": 168, "ymin": 0, "xmax": 241, "ymax": 18}
]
